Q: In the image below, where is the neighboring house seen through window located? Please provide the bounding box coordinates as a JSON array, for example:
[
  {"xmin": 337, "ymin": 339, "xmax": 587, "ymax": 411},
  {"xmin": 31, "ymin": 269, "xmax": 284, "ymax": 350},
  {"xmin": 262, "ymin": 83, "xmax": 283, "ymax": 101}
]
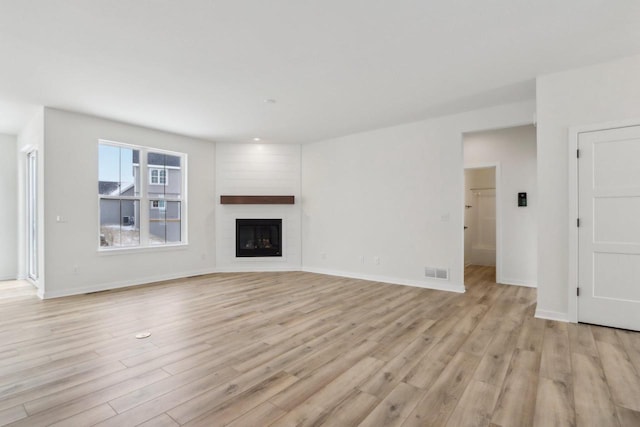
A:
[
  {"xmin": 151, "ymin": 200, "xmax": 166, "ymax": 210},
  {"xmin": 150, "ymin": 168, "xmax": 167, "ymax": 185},
  {"xmin": 98, "ymin": 140, "xmax": 186, "ymax": 249}
]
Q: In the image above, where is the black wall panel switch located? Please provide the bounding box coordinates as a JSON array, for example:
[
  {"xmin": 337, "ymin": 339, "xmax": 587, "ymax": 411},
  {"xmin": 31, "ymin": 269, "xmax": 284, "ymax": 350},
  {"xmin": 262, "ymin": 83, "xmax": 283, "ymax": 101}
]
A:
[{"xmin": 518, "ymin": 192, "xmax": 527, "ymax": 207}]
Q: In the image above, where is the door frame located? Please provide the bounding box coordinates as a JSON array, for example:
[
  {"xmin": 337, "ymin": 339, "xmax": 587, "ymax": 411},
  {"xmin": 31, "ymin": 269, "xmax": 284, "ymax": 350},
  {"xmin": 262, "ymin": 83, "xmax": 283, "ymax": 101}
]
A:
[
  {"xmin": 463, "ymin": 162, "xmax": 502, "ymax": 285},
  {"xmin": 26, "ymin": 149, "xmax": 38, "ymax": 282},
  {"xmin": 568, "ymin": 118, "xmax": 640, "ymax": 324}
]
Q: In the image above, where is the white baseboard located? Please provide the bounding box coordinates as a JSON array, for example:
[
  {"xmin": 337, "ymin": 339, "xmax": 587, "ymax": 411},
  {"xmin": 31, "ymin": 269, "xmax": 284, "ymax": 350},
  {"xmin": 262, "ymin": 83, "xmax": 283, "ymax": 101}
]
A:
[
  {"xmin": 535, "ymin": 308, "xmax": 571, "ymax": 323},
  {"xmin": 42, "ymin": 267, "xmax": 220, "ymax": 299},
  {"xmin": 302, "ymin": 267, "xmax": 465, "ymax": 293},
  {"xmin": 41, "ymin": 265, "xmax": 466, "ymax": 299},
  {"xmin": 0, "ymin": 274, "xmax": 18, "ymax": 281},
  {"xmin": 215, "ymin": 266, "xmax": 302, "ymax": 273},
  {"xmin": 499, "ymin": 277, "xmax": 537, "ymax": 288}
]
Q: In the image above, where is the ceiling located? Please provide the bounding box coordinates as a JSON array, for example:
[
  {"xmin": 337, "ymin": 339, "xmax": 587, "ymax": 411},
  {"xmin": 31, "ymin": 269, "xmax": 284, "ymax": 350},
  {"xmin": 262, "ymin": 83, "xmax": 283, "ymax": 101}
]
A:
[{"xmin": 1, "ymin": 1, "xmax": 639, "ymax": 143}]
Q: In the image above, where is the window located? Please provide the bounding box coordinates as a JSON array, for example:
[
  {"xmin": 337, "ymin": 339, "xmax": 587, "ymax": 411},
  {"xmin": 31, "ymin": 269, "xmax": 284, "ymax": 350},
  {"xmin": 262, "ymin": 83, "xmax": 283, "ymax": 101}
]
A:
[
  {"xmin": 151, "ymin": 200, "xmax": 166, "ymax": 210},
  {"xmin": 149, "ymin": 168, "xmax": 168, "ymax": 185},
  {"xmin": 98, "ymin": 140, "xmax": 186, "ymax": 249}
]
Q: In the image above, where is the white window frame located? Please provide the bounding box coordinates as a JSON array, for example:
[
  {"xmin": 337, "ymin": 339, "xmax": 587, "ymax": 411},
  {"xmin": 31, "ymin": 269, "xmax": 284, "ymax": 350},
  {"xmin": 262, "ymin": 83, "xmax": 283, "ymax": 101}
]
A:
[
  {"xmin": 98, "ymin": 139, "xmax": 188, "ymax": 252},
  {"xmin": 149, "ymin": 167, "xmax": 168, "ymax": 186}
]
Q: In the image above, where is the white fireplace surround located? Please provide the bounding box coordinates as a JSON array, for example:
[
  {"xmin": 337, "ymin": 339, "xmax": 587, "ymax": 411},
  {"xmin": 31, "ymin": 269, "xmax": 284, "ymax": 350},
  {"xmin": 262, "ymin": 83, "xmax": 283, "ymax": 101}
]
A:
[{"xmin": 215, "ymin": 143, "xmax": 302, "ymax": 272}]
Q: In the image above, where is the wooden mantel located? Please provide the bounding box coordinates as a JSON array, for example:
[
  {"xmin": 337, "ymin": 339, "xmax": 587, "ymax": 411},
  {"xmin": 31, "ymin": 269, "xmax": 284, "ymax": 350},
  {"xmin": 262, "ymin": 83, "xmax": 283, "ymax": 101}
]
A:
[{"xmin": 220, "ymin": 195, "xmax": 295, "ymax": 205}]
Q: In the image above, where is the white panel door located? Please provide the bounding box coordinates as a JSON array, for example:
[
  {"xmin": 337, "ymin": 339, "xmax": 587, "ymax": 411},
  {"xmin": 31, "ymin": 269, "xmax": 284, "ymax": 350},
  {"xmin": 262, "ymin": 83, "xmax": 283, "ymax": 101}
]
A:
[{"xmin": 579, "ymin": 125, "xmax": 640, "ymax": 331}]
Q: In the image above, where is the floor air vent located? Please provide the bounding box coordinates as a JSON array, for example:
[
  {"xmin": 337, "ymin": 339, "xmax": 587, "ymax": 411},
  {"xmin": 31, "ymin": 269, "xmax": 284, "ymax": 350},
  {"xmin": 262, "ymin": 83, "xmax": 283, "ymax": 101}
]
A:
[{"xmin": 425, "ymin": 267, "xmax": 449, "ymax": 280}]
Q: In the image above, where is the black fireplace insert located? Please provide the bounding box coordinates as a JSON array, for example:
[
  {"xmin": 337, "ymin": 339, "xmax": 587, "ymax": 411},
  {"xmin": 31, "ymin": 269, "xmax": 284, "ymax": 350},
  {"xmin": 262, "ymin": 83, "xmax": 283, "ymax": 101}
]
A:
[{"xmin": 236, "ymin": 219, "xmax": 282, "ymax": 257}]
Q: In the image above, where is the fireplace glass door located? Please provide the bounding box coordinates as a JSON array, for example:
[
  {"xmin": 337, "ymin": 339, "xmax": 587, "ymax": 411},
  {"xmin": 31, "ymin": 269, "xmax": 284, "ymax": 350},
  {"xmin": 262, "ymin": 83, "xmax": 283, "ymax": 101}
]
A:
[{"xmin": 236, "ymin": 219, "xmax": 282, "ymax": 257}]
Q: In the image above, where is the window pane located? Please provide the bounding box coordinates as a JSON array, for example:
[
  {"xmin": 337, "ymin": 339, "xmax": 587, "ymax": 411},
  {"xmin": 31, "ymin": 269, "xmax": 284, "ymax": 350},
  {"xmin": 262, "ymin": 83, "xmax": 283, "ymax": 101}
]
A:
[
  {"xmin": 165, "ymin": 155, "xmax": 181, "ymax": 198},
  {"xmin": 149, "ymin": 200, "xmax": 181, "ymax": 244},
  {"xmin": 98, "ymin": 144, "xmax": 140, "ymax": 196},
  {"xmin": 166, "ymin": 201, "xmax": 181, "ymax": 243},
  {"xmin": 147, "ymin": 152, "xmax": 181, "ymax": 199},
  {"xmin": 100, "ymin": 199, "xmax": 140, "ymax": 247},
  {"xmin": 100, "ymin": 199, "xmax": 119, "ymax": 246},
  {"xmin": 120, "ymin": 200, "xmax": 140, "ymax": 246},
  {"xmin": 147, "ymin": 153, "xmax": 166, "ymax": 198},
  {"xmin": 120, "ymin": 147, "xmax": 139, "ymax": 197},
  {"xmin": 98, "ymin": 144, "xmax": 120, "ymax": 195}
]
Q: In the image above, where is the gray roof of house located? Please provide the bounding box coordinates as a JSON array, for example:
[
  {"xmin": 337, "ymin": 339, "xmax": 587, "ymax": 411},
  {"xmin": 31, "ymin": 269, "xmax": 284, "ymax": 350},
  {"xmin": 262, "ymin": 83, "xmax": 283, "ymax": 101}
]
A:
[{"xmin": 99, "ymin": 181, "xmax": 120, "ymax": 194}]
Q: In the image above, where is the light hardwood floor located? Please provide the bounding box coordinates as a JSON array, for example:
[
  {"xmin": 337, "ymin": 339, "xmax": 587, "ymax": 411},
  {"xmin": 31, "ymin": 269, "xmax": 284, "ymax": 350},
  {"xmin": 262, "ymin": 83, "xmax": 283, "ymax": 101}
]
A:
[{"xmin": 1, "ymin": 266, "xmax": 639, "ymax": 426}]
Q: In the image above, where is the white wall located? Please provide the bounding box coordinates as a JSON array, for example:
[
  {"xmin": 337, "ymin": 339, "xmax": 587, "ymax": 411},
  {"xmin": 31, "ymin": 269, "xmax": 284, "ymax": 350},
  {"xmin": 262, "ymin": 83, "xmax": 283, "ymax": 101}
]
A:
[
  {"xmin": 16, "ymin": 109, "xmax": 45, "ymax": 294},
  {"xmin": 536, "ymin": 53, "xmax": 640, "ymax": 320},
  {"xmin": 215, "ymin": 143, "xmax": 301, "ymax": 271},
  {"xmin": 301, "ymin": 100, "xmax": 535, "ymax": 292},
  {"xmin": 0, "ymin": 134, "xmax": 17, "ymax": 280},
  {"xmin": 42, "ymin": 108, "xmax": 216, "ymax": 298},
  {"xmin": 464, "ymin": 125, "xmax": 537, "ymax": 286}
]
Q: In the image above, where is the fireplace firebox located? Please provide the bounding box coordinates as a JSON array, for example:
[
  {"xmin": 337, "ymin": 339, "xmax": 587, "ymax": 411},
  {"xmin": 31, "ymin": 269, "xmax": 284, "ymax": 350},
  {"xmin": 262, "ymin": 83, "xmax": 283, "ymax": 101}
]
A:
[{"xmin": 236, "ymin": 219, "xmax": 282, "ymax": 257}]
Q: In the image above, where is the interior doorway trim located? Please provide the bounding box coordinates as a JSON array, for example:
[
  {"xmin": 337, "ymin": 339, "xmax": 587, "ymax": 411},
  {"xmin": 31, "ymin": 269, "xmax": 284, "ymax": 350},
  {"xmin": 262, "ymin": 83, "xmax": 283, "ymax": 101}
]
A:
[
  {"xmin": 568, "ymin": 118, "xmax": 640, "ymax": 324},
  {"xmin": 463, "ymin": 162, "xmax": 502, "ymax": 286},
  {"xmin": 26, "ymin": 148, "xmax": 38, "ymax": 283}
]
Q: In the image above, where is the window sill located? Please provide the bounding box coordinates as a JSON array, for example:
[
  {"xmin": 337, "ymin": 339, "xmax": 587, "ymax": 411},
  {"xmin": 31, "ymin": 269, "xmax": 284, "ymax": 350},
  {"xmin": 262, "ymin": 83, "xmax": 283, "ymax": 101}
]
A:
[{"xmin": 98, "ymin": 242, "xmax": 189, "ymax": 256}]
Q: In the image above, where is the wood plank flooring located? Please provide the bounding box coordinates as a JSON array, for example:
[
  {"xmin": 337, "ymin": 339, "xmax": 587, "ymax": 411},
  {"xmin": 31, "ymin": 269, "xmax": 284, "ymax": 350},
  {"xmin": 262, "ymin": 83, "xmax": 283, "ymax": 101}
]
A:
[{"xmin": 0, "ymin": 266, "xmax": 639, "ymax": 426}]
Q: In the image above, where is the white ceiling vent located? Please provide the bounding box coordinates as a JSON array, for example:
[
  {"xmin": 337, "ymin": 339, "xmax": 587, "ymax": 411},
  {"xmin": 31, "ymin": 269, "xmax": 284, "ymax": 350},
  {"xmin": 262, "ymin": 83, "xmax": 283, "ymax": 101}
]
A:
[{"xmin": 425, "ymin": 267, "xmax": 449, "ymax": 280}]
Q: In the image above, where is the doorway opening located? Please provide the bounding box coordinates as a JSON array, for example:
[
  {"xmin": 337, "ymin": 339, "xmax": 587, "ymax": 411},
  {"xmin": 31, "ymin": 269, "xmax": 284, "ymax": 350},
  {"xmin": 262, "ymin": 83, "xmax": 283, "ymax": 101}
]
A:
[
  {"xmin": 462, "ymin": 124, "xmax": 537, "ymax": 290},
  {"xmin": 464, "ymin": 166, "xmax": 497, "ymax": 283}
]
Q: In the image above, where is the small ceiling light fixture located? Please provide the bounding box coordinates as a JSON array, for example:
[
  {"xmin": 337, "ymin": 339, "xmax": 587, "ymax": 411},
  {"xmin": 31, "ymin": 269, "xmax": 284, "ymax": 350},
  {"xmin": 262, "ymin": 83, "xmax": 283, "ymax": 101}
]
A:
[
  {"xmin": 253, "ymin": 137, "xmax": 261, "ymax": 142},
  {"xmin": 264, "ymin": 98, "xmax": 277, "ymax": 104}
]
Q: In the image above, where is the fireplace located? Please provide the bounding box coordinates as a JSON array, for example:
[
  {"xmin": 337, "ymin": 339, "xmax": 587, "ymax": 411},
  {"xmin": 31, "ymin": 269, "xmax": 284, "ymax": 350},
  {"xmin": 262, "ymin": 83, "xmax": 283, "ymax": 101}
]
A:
[{"xmin": 236, "ymin": 219, "xmax": 282, "ymax": 257}]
